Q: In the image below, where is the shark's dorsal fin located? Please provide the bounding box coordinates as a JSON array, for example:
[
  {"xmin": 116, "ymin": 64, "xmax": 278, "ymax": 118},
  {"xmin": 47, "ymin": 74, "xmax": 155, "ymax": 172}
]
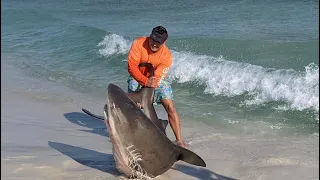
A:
[
  {"xmin": 177, "ymin": 146, "xmax": 206, "ymax": 167},
  {"xmin": 128, "ymin": 91, "xmax": 142, "ymax": 104}
]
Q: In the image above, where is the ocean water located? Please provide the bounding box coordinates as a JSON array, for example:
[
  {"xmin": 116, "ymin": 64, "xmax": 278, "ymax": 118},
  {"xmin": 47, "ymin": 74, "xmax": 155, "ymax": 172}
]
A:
[{"xmin": 2, "ymin": 0, "xmax": 319, "ymax": 137}]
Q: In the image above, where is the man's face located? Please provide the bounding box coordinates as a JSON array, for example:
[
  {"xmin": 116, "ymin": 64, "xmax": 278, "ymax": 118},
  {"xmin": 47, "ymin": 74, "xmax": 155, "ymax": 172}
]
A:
[{"xmin": 148, "ymin": 37, "xmax": 164, "ymax": 52}]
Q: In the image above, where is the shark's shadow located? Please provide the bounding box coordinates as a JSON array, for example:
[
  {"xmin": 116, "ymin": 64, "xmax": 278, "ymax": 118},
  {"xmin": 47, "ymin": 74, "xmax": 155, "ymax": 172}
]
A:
[
  {"xmin": 48, "ymin": 141, "xmax": 119, "ymax": 175},
  {"xmin": 172, "ymin": 163, "xmax": 238, "ymax": 180},
  {"xmin": 63, "ymin": 112, "xmax": 109, "ymax": 137}
]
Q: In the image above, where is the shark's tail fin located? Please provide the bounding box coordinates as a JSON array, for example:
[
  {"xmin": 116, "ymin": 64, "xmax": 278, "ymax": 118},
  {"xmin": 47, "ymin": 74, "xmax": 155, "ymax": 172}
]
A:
[{"xmin": 177, "ymin": 146, "xmax": 206, "ymax": 167}]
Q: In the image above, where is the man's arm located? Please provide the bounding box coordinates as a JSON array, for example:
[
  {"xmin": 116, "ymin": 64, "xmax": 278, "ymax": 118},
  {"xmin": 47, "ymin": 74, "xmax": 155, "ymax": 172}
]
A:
[
  {"xmin": 127, "ymin": 40, "xmax": 149, "ymax": 86},
  {"xmin": 154, "ymin": 53, "xmax": 172, "ymax": 86}
]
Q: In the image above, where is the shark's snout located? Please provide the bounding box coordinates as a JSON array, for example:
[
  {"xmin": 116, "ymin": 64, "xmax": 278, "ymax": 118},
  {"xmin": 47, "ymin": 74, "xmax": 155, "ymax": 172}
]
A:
[
  {"xmin": 108, "ymin": 83, "xmax": 121, "ymax": 95},
  {"xmin": 107, "ymin": 83, "xmax": 128, "ymax": 106}
]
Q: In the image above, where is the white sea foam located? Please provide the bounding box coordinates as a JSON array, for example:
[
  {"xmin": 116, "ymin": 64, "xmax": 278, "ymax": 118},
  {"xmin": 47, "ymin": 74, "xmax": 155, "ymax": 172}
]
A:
[
  {"xmin": 169, "ymin": 51, "xmax": 319, "ymax": 112},
  {"xmin": 97, "ymin": 34, "xmax": 131, "ymax": 57},
  {"xmin": 97, "ymin": 34, "xmax": 319, "ymax": 112}
]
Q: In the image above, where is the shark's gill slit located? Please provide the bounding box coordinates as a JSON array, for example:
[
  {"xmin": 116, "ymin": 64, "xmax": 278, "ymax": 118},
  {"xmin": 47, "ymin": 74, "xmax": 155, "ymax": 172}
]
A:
[{"xmin": 127, "ymin": 145, "xmax": 150, "ymax": 179}]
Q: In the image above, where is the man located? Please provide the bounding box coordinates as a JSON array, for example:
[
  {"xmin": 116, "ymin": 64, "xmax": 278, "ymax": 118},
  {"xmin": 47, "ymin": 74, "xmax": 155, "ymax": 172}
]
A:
[{"xmin": 126, "ymin": 26, "xmax": 187, "ymax": 148}]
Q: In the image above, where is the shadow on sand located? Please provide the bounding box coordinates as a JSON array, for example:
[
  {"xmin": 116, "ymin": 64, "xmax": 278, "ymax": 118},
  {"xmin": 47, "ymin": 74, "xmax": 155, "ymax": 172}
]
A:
[
  {"xmin": 64, "ymin": 112, "xmax": 109, "ymax": 137},
  {"xmin": 172, "ymin": 163, "xmax": 238, "ymax": 180},
  {"xmin": 48, "ymin": 141, "xmax": 119, "ymax": 176},
  {"xmin": 62, "ymin": 111, "xmax": 237, "ymax": 180}
]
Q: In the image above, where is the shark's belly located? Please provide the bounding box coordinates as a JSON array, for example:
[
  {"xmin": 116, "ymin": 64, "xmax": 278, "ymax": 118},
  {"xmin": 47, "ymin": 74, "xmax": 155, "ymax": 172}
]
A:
[
  {"xmin": 121, "ymin": 132, "xmax": 178, "ymax": 178},
  {"xmin": 139, "ymin": 151, "xmax": 177, "ymax": 177}
]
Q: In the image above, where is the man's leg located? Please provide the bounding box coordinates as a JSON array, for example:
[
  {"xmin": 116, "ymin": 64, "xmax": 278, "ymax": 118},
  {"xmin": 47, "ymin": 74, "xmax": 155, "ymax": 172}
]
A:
[
  {"xmin": 156, "ymin": 82, "xmax": 187, "ymax": 148},
  {"xmin": 161, "ymin": 99, "xmax": 187, "ymax": 148}
]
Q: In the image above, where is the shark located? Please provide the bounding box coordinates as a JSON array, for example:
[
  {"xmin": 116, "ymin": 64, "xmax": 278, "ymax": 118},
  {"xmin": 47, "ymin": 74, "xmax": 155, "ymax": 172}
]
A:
[{"xmin": 104, "ymin": 83, "xmax": 206, "ymax": 179}]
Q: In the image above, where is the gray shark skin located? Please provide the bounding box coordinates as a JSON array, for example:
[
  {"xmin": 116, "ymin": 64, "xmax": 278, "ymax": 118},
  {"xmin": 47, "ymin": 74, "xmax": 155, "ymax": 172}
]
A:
[
  {"xmin": 128, "ymin": 87, "xmax": 168, "ymax": 135},
  {"xmin": 104, "ymin": 83, "xmax": 206, "ymax": 179}
]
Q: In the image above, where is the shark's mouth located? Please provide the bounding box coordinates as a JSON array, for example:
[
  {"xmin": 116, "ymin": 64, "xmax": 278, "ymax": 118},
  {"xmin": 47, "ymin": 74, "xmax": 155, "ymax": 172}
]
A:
[{"xmin": 103, "ymin": 109, "xmax": 151, "ymax": 179}]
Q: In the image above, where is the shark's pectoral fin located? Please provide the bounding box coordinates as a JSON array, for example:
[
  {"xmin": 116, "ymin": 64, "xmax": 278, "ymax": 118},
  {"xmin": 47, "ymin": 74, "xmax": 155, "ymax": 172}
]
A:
[
  {"xmin": 159, "ymin": 119, "xmax": 169, "ymax": 133},
  {"xmin": 177, "ymin": 146, "xmax": 206, "ymax": 167}
]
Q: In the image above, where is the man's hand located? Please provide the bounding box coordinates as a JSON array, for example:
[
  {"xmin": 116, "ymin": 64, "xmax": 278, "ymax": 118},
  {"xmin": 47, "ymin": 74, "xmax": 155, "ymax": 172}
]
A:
[{"xmin": 146, "ymin": 76, "xmax": 157, "ymax": 88}]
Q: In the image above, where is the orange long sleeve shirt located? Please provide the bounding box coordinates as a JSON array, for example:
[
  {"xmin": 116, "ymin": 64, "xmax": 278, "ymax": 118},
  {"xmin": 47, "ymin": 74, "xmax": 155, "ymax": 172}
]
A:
[{"xmin": 127, "ymin": 36, "xmax": 172, "ymax": 86}]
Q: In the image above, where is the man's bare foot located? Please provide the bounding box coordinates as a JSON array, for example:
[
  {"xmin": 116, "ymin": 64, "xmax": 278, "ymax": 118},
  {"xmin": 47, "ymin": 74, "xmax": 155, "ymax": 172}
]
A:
[{"xmin": 176, "ymin": 140, "xmax": 188, "ymax": 148}]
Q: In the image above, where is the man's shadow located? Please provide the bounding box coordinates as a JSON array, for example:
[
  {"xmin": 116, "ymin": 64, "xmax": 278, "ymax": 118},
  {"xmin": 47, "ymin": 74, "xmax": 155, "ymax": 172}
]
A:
[
  {"xmin": 172, "ymin": 163, "xmax": 238, "ymax": 180},
  {"xmin": 64, "ymin": 111, "xmax": 109, "ymax": 137},
  {"xmin": 48, "ymin": 141, "xmax": 119, "ymax": 176}
]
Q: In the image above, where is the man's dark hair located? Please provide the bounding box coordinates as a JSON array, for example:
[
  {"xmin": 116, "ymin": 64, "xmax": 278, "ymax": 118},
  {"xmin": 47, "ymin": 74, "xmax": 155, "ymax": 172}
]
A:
[
  {"xmin": 150, "ymin": 26, "xmax": 168, "ymax": 44},
  {"xmin": 152, "ymin": 26, "xmax": 168, "ymax": 35}
]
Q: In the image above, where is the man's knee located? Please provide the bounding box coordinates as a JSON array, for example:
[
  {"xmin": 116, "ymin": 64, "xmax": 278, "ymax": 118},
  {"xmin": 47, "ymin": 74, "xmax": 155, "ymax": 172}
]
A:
[{"xmin": 161, "ymin": 99, "xmax": 177, "ymax": 114}]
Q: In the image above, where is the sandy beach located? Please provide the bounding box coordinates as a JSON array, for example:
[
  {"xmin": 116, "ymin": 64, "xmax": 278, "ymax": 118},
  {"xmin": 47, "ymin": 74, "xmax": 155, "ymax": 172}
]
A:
[
  {"xmin": 1, "ymin": 62, "xmax": 319, "ymax": 180},
  {"xmin": 2, "ymin": 0, "xmax": 319, "ymax": 178}
]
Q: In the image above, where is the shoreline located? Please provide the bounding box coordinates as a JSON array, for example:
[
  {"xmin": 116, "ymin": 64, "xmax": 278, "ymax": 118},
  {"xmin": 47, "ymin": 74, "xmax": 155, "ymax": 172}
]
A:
[{"xmin": 1, "ymin": 62, "xmax": 319, "ymax": 180}]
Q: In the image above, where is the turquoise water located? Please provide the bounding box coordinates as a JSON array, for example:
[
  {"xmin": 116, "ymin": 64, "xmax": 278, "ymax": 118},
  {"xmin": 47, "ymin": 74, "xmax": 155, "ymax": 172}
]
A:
[{"xmin": 2, "ymin": 0, "xmax": 319, "ymax": 136}]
